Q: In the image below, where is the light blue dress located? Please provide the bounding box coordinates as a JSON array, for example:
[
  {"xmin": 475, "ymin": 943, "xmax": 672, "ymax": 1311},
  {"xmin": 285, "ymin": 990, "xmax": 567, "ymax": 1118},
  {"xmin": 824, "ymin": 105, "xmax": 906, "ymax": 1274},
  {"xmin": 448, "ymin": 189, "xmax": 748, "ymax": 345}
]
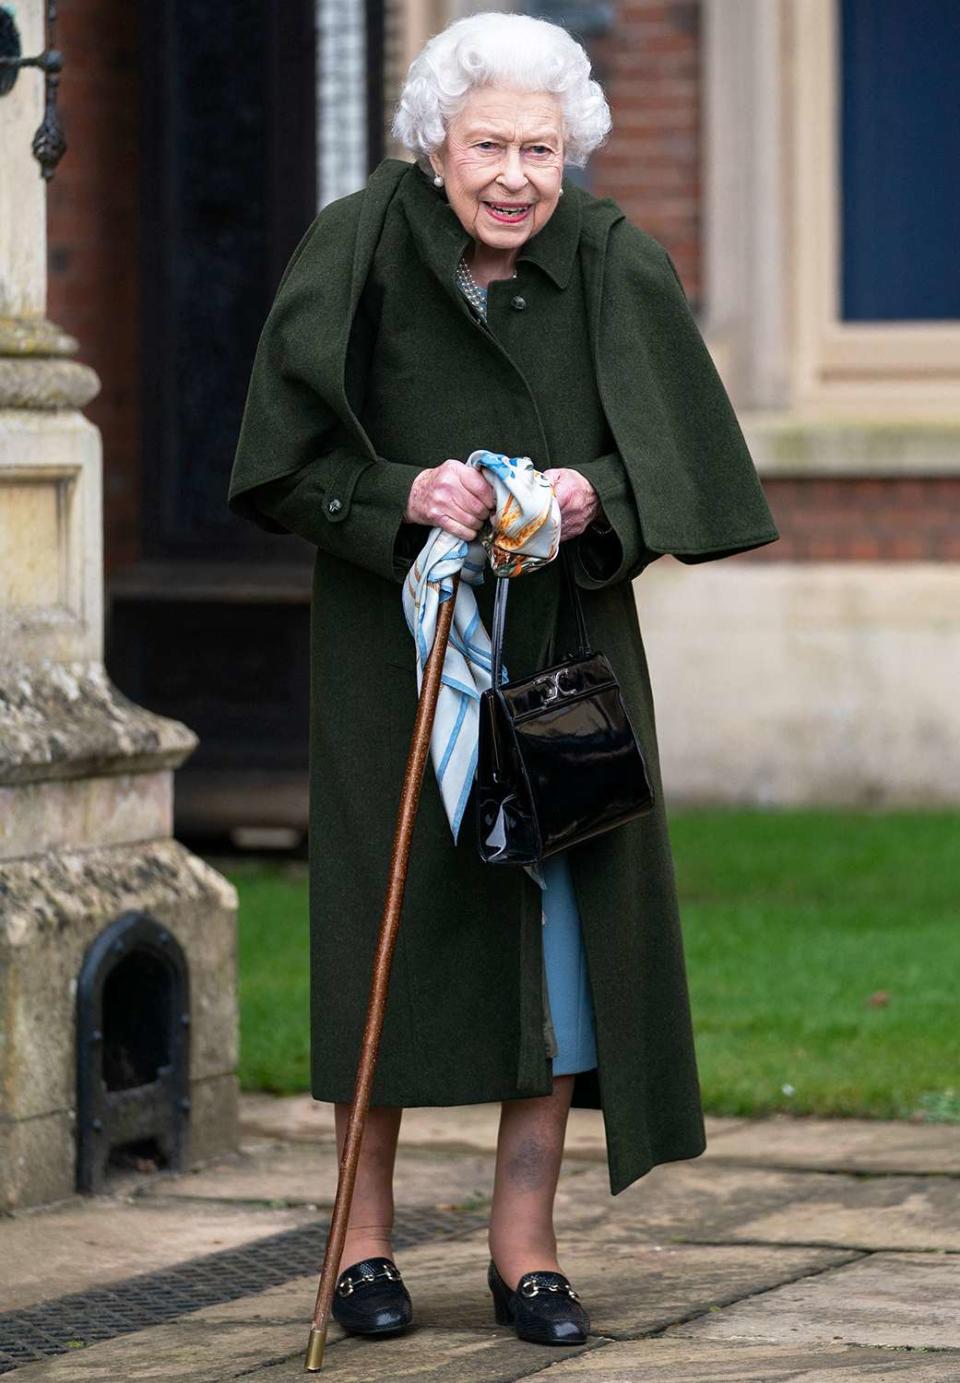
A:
[
  {"xmin": 540, "ymin": 853, "xmax": 599, "ymax": 1075},
  {"xmin": 457, "ymin": 262, "xmax": 599, "ymax": 1077}
]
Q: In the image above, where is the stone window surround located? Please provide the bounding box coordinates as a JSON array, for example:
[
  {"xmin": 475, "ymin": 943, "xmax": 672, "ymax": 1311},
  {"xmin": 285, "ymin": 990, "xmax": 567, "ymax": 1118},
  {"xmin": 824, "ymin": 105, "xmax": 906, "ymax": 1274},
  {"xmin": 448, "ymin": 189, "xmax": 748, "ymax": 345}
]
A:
[{"xmin": 702, "ymin": 0, "xmax": 960, "ymax": 476}]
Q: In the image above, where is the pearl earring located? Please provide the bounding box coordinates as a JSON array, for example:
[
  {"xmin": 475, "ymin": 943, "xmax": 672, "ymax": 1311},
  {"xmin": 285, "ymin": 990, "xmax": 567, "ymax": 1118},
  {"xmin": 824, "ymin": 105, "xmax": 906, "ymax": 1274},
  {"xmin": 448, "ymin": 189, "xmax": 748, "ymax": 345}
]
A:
[
  {"xmin": 433, "ymin": 173, "xmax": 444, "ymax": 187},
  {"xmin": 558, "ymin": 186, "xmax": 564, "ymax": 197}
]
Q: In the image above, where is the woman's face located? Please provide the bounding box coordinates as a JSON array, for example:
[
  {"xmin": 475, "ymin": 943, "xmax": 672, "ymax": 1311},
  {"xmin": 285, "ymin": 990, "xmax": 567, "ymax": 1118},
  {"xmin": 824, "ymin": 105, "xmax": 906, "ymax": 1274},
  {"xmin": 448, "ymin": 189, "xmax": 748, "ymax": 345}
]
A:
[{"xmin": 429, "ymin": 86, "xmax": 565, "ymax": 250}]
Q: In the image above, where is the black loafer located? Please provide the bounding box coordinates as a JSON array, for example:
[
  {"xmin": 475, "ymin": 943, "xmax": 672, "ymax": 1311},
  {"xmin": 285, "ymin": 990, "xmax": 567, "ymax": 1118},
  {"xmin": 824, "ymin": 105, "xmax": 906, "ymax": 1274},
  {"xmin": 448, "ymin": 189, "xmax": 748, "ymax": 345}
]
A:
[
  {"xmin": 331, "ymin": 1256, "xmax": 412, "ymax": 1336},
  {"xmin": 488, "ymin": 1259, "xmax": 590, "ymax": 1345}
]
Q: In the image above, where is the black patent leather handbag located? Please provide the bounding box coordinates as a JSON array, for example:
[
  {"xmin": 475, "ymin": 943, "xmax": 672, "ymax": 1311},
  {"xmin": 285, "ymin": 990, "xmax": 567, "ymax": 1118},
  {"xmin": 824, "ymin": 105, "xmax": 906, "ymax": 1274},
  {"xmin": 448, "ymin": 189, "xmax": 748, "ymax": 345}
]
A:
[{"xmin": 476, "ymin": 543, "xmax": 655, "ymax": 866}]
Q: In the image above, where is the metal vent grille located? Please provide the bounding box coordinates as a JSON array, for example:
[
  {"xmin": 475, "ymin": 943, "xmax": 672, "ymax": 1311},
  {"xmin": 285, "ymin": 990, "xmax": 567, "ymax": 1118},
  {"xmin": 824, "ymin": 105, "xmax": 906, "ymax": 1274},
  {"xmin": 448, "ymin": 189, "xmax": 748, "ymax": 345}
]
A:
[{"xmin": 0, "ymin": 1205, "xmax": 486, "ymax": 1372}]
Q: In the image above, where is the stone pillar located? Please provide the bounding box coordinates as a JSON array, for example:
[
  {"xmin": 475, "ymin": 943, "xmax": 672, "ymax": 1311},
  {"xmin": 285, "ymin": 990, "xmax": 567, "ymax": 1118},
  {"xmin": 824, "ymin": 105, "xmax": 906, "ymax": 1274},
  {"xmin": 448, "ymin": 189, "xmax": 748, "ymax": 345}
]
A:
[{"xmin": 0, "ymin": 1, "xmax": 239, "ymax": 1209}]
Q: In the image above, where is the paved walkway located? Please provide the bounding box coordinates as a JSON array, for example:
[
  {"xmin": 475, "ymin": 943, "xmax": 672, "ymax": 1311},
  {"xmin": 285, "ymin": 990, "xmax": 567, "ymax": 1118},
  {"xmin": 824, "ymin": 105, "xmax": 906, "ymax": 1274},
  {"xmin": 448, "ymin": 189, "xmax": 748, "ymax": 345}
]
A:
[{"xmin": 1, "ymin": 1097, "xmax": 958, "ymax": 1379}]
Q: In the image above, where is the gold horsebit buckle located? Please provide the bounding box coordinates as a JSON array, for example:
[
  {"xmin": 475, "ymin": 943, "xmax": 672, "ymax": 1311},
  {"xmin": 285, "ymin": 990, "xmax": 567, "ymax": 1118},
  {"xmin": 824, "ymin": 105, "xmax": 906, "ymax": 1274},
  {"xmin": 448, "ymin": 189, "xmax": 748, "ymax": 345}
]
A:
[
  {"xmin": 518, "ymin": 1274, "xmax": 581, "ymax": 1301},
  {"xmin": 337, "ymin": 1264, "xmax": 403, "ymax": 1297}
]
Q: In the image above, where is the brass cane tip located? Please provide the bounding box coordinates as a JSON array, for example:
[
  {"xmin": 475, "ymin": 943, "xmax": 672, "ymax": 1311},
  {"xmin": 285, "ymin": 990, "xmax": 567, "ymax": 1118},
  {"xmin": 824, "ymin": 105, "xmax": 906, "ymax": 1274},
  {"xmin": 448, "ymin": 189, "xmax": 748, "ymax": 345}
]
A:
[{"xmin": 304, "ymin": 1324, "xmax": 327, "ymax": 1371}]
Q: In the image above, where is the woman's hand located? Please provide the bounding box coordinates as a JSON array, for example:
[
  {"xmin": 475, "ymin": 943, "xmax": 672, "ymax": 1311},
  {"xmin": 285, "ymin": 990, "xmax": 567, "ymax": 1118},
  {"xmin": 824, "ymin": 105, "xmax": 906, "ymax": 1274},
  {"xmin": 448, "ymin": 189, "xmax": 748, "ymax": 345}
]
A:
[
  {"xmin": 542, "ymin": 468, "xmax": 601, "ymax": 540},
  {"xmin": 405, "ymin": 460, "xmax": 497, "ymax": 542}
]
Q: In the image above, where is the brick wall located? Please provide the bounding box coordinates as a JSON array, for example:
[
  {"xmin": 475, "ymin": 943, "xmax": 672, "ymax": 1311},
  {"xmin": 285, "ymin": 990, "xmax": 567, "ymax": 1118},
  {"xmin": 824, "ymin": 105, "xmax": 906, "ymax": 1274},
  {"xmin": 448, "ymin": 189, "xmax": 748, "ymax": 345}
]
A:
[
  {"xmin": 745, "ymin": 478, "xmax": 960, "ymax": 563},
  {"xmin": 589, "ymin": 0, "xmax": 701, "ymax": 305},
  {"xmin": 46, "ymin": 0, "xmax": 141, "ymax": 575}
]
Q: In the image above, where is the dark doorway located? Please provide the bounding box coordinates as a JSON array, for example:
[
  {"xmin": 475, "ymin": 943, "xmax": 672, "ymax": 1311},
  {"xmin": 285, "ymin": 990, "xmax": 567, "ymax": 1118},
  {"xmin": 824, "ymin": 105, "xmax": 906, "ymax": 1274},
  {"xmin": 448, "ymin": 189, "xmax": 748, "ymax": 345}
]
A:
[{"xmin": 107, "ymin": 0, "xmax": 319, "ymax": 839}]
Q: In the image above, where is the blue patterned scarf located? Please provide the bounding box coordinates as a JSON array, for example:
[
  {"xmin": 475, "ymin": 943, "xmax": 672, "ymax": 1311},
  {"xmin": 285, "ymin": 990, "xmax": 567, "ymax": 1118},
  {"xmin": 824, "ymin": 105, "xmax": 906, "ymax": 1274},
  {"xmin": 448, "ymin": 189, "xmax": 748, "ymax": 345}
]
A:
[{"xmin": 401, "ymin": 449, "xmax": 560, "ymax": 855}]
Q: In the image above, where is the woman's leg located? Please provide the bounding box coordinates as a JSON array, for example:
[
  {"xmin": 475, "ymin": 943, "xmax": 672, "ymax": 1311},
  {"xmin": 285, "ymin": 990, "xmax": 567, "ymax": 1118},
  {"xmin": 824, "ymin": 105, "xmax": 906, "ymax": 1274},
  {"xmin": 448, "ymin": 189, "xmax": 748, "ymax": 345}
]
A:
[
  {"xmin": 486, "ymin": 853, "xmax": 595, "ymax": 1288},
  {"xmin": 488, "ymin": 1074, "xmax": 575, "ymax": 1289},
  {"xmin": 333, "ymin": 1103, "xmax": 402, "ymax": 1273}
]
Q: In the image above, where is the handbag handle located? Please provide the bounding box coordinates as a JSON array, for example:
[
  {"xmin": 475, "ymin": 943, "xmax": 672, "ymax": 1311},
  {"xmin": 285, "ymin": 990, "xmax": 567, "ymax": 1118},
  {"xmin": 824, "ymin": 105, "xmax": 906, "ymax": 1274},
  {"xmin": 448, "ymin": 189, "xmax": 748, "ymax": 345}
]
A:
[{"xmin": 490, "ymin": 541, "xmax": 591, "ymax": 689}]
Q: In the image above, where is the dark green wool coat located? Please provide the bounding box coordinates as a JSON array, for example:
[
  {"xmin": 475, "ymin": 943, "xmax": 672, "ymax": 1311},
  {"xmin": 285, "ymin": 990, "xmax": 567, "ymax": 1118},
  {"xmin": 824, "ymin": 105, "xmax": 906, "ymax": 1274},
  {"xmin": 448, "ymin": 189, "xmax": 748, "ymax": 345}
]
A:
[{"xmin": 229, "ymin": 158, "xmax": 779, "ymax": 1195}]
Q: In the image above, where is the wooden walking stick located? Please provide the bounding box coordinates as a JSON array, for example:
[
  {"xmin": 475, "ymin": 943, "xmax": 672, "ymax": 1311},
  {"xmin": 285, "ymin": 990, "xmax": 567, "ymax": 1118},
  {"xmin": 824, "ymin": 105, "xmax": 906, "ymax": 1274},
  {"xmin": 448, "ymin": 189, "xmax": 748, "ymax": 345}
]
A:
[{"xmin": 304, "ymin": 571, "xmax": 462, "ymax": 1371}]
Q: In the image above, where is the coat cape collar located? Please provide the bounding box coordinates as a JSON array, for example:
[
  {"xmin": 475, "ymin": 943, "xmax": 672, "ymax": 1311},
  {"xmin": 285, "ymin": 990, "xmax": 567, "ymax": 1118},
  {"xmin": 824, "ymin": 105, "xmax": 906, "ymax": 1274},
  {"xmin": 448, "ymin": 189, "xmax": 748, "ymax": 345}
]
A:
[{"xmin": 231, "ymin": 157, "xmax": 779, "ymax": 562}]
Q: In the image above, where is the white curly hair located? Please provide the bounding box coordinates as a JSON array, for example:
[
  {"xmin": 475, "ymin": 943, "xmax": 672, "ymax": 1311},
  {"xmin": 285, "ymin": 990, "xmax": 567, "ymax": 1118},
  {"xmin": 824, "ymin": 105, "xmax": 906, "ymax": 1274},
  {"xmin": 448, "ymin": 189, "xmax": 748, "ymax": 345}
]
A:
[{"xmin": 390, "ymin": 11, "xmax": 612, "ymax": 170}]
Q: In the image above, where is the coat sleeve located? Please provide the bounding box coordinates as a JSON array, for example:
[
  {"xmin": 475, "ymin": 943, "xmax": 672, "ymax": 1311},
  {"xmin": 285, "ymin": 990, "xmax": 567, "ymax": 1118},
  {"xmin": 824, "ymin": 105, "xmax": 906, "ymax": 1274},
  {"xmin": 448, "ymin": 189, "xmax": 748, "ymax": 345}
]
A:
[
  {"xmin": 242, "ymin": 448, "xmax": 425, "ymax": 587},
  {"xmin": 227, "ymin": 195, "xmax": 428, "ymax": 586},
  {"xmin": 563, "ymin": 452, "xmax": 662, "ymax": 590}
]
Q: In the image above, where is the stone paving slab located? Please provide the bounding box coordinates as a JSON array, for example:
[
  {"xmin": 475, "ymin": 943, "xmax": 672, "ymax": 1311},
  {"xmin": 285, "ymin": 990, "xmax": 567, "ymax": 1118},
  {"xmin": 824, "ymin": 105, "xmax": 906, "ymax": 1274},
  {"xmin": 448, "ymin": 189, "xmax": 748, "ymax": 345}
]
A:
[
  {"xmin": 520, "ymin": 1338, "xmax": 960, "ymax": 1380},
  {"xmin": 13, "ymin": 1321, "xmax": 954, "ymax": 1383},
  {"xmin": 1, "ymin": 1226, "xmax": 855, "ymax": 1379},
  {"xmin": 194, "ymin": 1232, "xmax": 852, "ymax": 1339},
  {"xmin": 719, "ymin": 1173, "xmax": 960, "ymax": 1252},
  {"xmin": 553, "ymin": 1160, "xmax": 960, "ymax": 1252},
  {"xmin": 0, "ymin": 1251, "xmax": 587, "ymax": 1380},
  {"xmin": 239, "ymin": 1094, "xmax": 741, "ymax": 1159},
  {"xmin": 551, "ymin": 1160, "xmax": 828, "ymax": 1242},
  {"xmin": 136, "ymin": 1137, "xmax": 500, "ymax": 1213},
  {"xmin": 240, "ymin": 1096, "xmax": 960, "ymax": 1179},
  {"xmin": 511, "ymin": 1239, "xmax": 855, "ymax": 1341},
  {"xmin": 239, "ymin": 1094, "xmax": 490, "ymax": 1150},
  {"xmin": 702, "ymin": 1115, "xmax": 960, "ymax": 1176},
  {"xmin": 0, "ymin": 1199, "xmax": 319, "ymax": 1313},
  {"xmin": 253, "ymin": 1328, "xmax": 599, "ymax": 1381},
  {"xmin": 671, "ymin": 1251, "xmax": 960, "ymax": 1351},
  {"xmin": 2, "ymin": 1317, "xmax": 314, "ymax": 1382}
]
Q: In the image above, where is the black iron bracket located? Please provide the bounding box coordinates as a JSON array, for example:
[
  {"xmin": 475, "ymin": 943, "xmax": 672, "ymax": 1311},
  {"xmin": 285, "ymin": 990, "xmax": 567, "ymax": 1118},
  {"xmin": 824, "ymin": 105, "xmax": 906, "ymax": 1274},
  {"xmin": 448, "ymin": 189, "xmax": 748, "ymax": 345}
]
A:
[{"xmin": 0, "ymin": 2, "xmax": 66, "ymax": 180}]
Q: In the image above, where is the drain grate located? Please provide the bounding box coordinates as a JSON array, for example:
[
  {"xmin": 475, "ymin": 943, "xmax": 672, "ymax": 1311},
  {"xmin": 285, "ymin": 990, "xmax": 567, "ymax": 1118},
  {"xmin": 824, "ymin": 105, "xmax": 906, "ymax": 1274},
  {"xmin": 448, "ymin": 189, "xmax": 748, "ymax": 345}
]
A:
[{"xmin": 0, "ymin": 1205, "xmax": 487, "ymax": 1372}]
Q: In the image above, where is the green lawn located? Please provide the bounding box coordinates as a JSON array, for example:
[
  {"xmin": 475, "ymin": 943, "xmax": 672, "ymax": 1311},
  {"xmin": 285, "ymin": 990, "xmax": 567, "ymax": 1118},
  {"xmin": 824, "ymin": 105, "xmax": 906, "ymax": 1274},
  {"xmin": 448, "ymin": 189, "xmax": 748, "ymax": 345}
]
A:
[
  {"xmin": 226, "ymin": 859, "xmax": 312, "ymax": 1094},
  {"xmin": 221, "ymin": 809, "xmax": 960, "ymax": 1120},
  {"xmin": 671, "ymin": 809, "xmax": 960, "ymax": 1120}
]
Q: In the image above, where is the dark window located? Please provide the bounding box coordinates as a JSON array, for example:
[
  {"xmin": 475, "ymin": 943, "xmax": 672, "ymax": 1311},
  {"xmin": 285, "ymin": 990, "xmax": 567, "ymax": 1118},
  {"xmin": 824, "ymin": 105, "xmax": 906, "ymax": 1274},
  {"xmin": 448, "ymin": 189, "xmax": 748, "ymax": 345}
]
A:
[{"xmin": 840, "ymin": 0, "xmax": 960, "ymax": 321}]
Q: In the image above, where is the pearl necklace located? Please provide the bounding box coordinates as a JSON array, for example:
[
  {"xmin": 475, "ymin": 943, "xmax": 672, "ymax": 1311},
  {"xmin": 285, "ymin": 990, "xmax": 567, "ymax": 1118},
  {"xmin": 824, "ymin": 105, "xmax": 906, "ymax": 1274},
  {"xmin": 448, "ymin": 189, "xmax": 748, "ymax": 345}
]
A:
[{"xmin": 456, "ymin": 255, "xmax": 517, "ymax": 320}]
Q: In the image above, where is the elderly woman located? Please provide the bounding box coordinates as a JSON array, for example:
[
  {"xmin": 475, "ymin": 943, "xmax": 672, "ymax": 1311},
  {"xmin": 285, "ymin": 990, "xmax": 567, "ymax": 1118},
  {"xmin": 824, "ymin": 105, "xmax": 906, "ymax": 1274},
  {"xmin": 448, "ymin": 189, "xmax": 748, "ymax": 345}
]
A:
[{"xmin": 229, "ymin": 10, "xmax": 777, "ymax": 1348}]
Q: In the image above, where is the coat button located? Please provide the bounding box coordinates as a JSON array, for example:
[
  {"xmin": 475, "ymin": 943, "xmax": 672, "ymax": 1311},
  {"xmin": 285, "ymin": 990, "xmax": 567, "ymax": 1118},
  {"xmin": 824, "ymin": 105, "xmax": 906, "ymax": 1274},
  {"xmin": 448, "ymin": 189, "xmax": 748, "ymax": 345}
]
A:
[
  {"xmin": 511, "ymin": 295, "xmax": 527, "ymax": 311},
  {"xmin": 327, "ymin": 497, "xmax": 342, "ymax": 514}
]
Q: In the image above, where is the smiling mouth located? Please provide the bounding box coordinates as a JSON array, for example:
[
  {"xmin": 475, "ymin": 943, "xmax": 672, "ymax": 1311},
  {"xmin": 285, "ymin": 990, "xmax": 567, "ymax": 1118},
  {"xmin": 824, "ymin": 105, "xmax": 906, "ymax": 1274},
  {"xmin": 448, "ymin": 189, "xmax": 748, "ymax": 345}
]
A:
[{"xmin": 483, "ymin": 202, "xmax": 532, "ymax": 221}]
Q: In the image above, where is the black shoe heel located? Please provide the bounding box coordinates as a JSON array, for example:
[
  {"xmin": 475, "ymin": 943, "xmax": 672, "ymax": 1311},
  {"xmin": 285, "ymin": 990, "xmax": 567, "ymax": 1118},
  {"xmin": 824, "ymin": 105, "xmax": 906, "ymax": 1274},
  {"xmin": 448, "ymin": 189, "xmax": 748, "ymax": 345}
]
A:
[
  {"xmin": 488, "ymin": 1265, "xmax": 514, "ymax": 1326},
  {"xmin": 487, "ymin": 1259, "xmax": 589, "ymax": 1345}
]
